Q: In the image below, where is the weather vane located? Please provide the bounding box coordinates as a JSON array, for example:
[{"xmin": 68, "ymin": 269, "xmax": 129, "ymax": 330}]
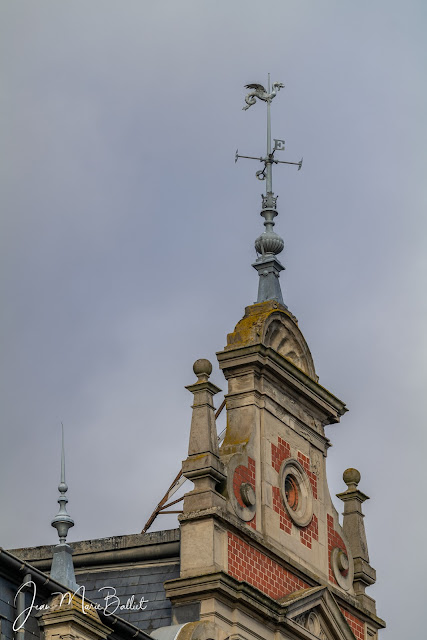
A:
[
  {"xmin": 236, "ymin": 74, "xmax": 302, "ymax": 210},
  {"xmin": 236, "ymin": 74, "xmax": 302, "ymax": 307}
]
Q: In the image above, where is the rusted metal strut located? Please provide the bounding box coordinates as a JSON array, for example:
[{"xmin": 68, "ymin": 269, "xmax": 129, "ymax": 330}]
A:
[{"xmin": 141, "ymin": 398, "xmax": 226, "ymax": 533}]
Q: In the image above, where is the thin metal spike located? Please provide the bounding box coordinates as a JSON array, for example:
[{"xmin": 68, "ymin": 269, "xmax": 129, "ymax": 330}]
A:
[
  {"xmin": 60, "ymin": 422, "xmax": 65, "ymax": 486},
  {"xmin": 52, "ymin": 423, "xmax": 74, "ymax": 544},
  {"xmin": 50, "ymin": 422, "xmax": 78, "ymax": 590}
]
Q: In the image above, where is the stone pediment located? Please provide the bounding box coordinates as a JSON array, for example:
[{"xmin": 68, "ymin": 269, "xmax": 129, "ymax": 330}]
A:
[
  {"xmin": 225, "ymin": 301, "xmax": 317, "ymax": 380},
  {"xmin": 281, "ymin": 586, "xmax": 360, "ymax": 640}
]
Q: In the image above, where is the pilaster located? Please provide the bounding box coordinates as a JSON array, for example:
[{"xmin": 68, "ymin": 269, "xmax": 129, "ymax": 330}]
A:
[
  {"xmin": 337, "ymin": 469, "xmax": 377, "ymax": 614},
  {"xmin": 182, "ymin": 359, "xmax": 226, "ymax": 513}
]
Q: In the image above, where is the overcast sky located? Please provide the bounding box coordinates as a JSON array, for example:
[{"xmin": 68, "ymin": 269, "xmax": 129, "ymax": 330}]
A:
[{"xmin": 1, "ymin": 2, "xmax": 426, "ymax": 638}]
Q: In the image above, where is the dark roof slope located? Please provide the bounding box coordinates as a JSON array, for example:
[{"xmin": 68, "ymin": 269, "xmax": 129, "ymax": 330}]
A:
[
  {"xmin": 77, "ymin": 562, "xmax": 180, "ymax": 632},
  {"xmin": 10, "ymin": 529, "xmax": 181, "ymax": 634},
  {"xmin": 0, "ymin": 548, "xmax": 154, "ymax": 640}
]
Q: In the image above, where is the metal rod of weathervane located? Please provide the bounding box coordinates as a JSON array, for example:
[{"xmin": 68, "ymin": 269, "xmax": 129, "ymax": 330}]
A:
[{"xmin": 266, "ymin": 73, "xmax": 272, "ymax": 195}]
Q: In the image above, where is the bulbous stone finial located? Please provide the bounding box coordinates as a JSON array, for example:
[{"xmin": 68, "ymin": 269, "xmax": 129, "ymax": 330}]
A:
[
  {"xmin": 343, "ymin": 467, "xmax": 361, "ymax": 489},
  {"xmin": 193, "ymin": 358, "xmax": 212, "ymax": 382},
  {"xmin": 255, "ymin": 230, "xmax": 284, "ymax": 256}
]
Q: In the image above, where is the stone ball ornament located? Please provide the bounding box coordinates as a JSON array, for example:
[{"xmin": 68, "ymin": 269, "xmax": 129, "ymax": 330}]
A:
[
  {"xmin": 193, "ymin": 358, "xmax": 212, "ymax": 381},
  {"xmin": 343, "ymin": 467, "xmax": 361, "ymax": 488}
]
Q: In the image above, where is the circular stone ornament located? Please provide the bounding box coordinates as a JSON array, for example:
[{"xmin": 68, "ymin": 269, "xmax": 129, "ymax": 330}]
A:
[
  {"xmin": 279, "ymin": 458, "xmax": 313, "ymax": 527},
  {"xmin": 227, "ymin": 455, "xmax": 257, "ymax": 522},
  {"xmin": 330, "ymin": 547, "xmax": 354, "ymax": 591},
  {"xmin": 240, "ymin": 482, "xmax": 256, "ymax": 507},
  {"xmin": 306, "ymin": 612, "xmax": 321, "ymax": 636}
]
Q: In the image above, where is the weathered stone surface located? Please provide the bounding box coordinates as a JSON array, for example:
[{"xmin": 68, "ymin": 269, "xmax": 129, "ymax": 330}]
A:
[
  {"xmin": 337, "ymin": 469, "xmax": 377, "ymax": 613},
  {"xmin": 225, "ymin": 300, "xmax": 317, "ymax": 380},
  {"xmin": 182, "ymin": 360, "xmax": 226, "ymax": 515},
  {"xmin": 169, "ymin": 301, "xmax": 384, "ymax": 640},
  {"xmin": 38, "ymin": 593, "xmax": 111, "ymax": 640}
]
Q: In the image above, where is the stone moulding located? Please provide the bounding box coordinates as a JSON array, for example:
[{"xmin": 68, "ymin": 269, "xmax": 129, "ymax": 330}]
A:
[
  {"xmin": 279, "ymin": 458, "xmax": 314, "ymax": 527},
  {"xmin": 330, "ymin": 546, "xmax": 355, "ymax": 592},
  {"xmin": 164, "ymin": 572, "xmax": 385, "ymax": 639},
  {"xmin": 177, "ymin": 506, "xmax": 383, "ymax": 628},
  {"xmin": 224, "ymin": 301, "xmax": 317, "ymax": 381},
  {"xmin": 227, "ymin": 453, "xmax": 257, "ymax": 522},
  {"xmin": 217, "ymin": 343, "xmax": 347, "ymax": 425}
]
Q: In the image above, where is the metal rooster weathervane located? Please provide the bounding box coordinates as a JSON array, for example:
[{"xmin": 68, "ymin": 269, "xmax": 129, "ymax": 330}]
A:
[{"xmin": 236, "ymin": 74, "xmax": 303, "ymax": 210}]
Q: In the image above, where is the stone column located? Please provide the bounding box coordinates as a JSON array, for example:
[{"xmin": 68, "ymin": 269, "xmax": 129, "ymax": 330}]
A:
[
  {"xmin": 179, "ymin": 360, "xmax": 227, "ymax": 579},
  {"xmin": 182, "ymin": 359, "xmax": 226, "ymax": 513},
  {"xmin": 337, "ymin": 468, "xmax": 376, "ymax": 613}
]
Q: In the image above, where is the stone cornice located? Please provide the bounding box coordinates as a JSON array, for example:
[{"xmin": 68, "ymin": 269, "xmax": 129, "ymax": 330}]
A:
[
  {"xmin": 165, "ymin": 569, "xmax": 386, "ymax": 632},
  {"xmin": 178, "ymin": 506, "xmax": 383, "ymax": 627},
  {"xmin": 9, "ymin": 529, "xmax": 180, "ymax": 570},
  {"xmin": 217, "ymin": 344, "xmax": 347, "ymax": 425}
]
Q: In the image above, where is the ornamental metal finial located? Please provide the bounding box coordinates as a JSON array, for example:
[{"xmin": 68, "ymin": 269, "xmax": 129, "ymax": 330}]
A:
[
  {"xmin": 50, "ymin": 423, "xmax": 78, "ymax": 590},
  {"xmin": 51, "ymin": 423, "xmax": 74, "ymax": 544},
  {"xmin": 236, "ymin": 74, "xmax": 302, "ymax": 307}
]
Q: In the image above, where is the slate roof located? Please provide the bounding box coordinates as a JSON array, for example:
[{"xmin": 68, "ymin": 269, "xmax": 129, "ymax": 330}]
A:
[
  {"xmin": 0, "ymin": 571, "xmax": 42, "ymax": 640},
  {"xmin": 10, "ymin": 529, "xmax": 181, "ymax": 635},
  {"xmin": 0, "ymin": 547, "xmax": 155, "ymax": 640},
  {"xmin": 76, "ymin": 562, "xmax": 180, "ymax": 632}
]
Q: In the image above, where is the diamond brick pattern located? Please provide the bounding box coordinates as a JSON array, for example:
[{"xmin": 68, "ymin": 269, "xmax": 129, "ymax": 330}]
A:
[
  {"xmin": 271, "ymin": 437, "xmax": 290, "ymax": 472},
  {"xmin": 272, "ymin": 485, "xmax": 292, "ymax": 533},
  {"xmin": 300, "ymin": 513, "xmax": 318, "ymax": 549},
  {"xmin": 297, "ymin": 451, "xmax": 318, "ymax": 499}
]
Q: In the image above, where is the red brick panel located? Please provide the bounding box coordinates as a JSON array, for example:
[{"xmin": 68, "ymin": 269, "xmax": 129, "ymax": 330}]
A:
[
  {"xmin": 340, "ymin": 608, "xmax": 365, "ymax": 640},
  {"xmin": 327, "ymin": 514, "xmax": 348, "ymax": 584},
  {"xmin": 271, "ymin": 437, "xmax": 291, "ymax": 472},
  {"xmin": 300, "ymin": 514, "xmax": 318, "ymax": 549},
  {"xmin": 272, "ymin": 486, "xmax": 292, "ymax": 534},
  {"xmin": 227, "ymin": 532, "xmax": 309, "ymax": 599},
  {"xmin": 233, "ymin": 457, "xmax": 256, "ymax": 529},
  {"xmin": 297, "ymin": 451, "xmax": 318, "ymax": 499}
]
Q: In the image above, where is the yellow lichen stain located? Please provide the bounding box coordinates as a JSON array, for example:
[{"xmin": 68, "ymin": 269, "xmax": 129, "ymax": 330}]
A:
[
  {"xmin": 226, "ymin": 300, "xmax": 295, "ymax": 349},
  {"xmin": 219, "ymin": 410, "xmax": 253, "ymax": 451},
  {"xmin": 223, "ymin": 300, "xmax": 321, "ymax": 381},
  {"xmin": 188, "ymin": 453, "xmax": 210, "ymax": 461}
]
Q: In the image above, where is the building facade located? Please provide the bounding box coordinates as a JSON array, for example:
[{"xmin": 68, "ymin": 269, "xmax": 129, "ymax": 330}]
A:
[
  {"xmin": 4, "ymin": 81, "xmax": 384, "ymax": 640},
  {"xmin": 9, "ymin": 297, "xmax": 385, "ymax": 639}
]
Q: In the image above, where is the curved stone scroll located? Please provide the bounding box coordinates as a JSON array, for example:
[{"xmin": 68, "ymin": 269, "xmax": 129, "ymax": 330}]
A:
[
  {"xmin": 262, "ymin": 312, "xmax": 316, "ymax": 379},
  {"xmin": 225, "ymin": 301, "xmax": 316, "ymax": 380}
]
